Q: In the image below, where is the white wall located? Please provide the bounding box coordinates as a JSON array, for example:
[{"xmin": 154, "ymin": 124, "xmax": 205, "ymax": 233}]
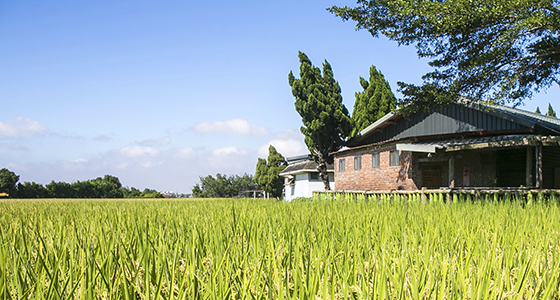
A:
[{"xmin": 284, "ymin": 173, "xmax": 335, "ymax": 201}]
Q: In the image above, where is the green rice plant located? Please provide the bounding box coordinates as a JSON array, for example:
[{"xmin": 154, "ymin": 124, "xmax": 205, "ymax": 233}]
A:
[{"xmin": 1, "ymin": 197, "xmax": 560, "ymax": 299}]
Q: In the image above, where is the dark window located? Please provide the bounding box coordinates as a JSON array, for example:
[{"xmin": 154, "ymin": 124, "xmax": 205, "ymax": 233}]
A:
[
  {"xmin": 372, "ymin": 153, "xmax": 380, "ymax": 168},
  {"xmin": 390, "ymin": 150, "xmax": 399, "ymax": 166},
  {"xmin": 339, "ymin": 159, "xmax": 345, "ymax": 172},
  {"xmin": 354, "ymin": 156, "xmax": 362, "ymax": 170},
  {"xmin": 309, "ymin": 172, "xmax": 319, "ymax": 180}
]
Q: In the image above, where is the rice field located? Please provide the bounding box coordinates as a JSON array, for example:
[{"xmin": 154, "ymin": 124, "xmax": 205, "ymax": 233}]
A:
[{"xmin": 1, "ymin": 197, "xmax": 560, "ymax": 299}]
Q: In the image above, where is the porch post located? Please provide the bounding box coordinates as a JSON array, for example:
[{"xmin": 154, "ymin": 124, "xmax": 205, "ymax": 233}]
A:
[
  {"xmin": 448, "ymin": 155, "xmax": 455, "ymax": 188},
  {"xmin": 535, "ymin": 145, "xmax": 543, "ymax": 189},
  {"xmin": 526, "ymin": 147, "xmax": 533, "ymax": 187}
]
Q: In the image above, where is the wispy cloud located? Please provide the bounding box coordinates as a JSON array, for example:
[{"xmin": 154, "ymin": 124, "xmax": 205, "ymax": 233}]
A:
[
  {"xmin": 193, "ymin": 119, "xmax": 267, "ymax": 135},
  {"xmin": 119, "ymin": 146, "xmax": 160, "ymax": 158},
  {"xmin": 0, "ymin": 117, "xmax": 47, "ymax": 138}
]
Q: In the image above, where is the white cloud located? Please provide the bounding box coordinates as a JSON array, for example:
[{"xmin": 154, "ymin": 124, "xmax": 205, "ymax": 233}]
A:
[
  {"xmin": 0, "ymin": 117, "xmax": 48, "ymax": 138},
  {"xmin": 258, "ymin": 139, "xmax": 307, "ymax": 158},
  {"xmin": 212, "ymin": 146, "xmax": 244, "ymax": 157},
  {"xmin": 175, "ymin": 147, "xmax": 196, "ymax": 159},
  {"xmin": 258, "ymin": 129, "xmax": 307, "ymax": 158},
  {"xmin": 194, "ymin": 119, "xmax": 267, "ymax": 135},
  {"xmin": 119, "ymin": 146, "xmax": 159, "ymax": 158}
]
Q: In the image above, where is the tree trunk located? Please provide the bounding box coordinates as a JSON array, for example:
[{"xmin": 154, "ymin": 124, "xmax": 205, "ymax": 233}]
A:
[{"xmin": 314, "ymin": 149, "xmax": 331, "ymax": 191}]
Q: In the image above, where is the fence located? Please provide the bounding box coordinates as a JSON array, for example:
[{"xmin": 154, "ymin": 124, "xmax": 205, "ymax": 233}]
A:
[{"xmin": 313, "ymin": 188, "xmax": 560, "ymax": 203}]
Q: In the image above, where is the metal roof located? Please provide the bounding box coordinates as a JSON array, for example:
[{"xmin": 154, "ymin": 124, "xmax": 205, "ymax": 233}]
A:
[
  {"xmin": 483, "ymin": 104, "xmax": 560, "ymax": 133},
  {"xmin": 346, "ymin": 102, "xmax": 560, "ymax": 148}
]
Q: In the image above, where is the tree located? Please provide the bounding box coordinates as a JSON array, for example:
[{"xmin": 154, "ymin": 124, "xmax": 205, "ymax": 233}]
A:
[
  {"xmin": 536, "ymin": 106, "xmax": 542, "ymax": 114},
  {"xmin": 330, "ymin": 1, "xmax": 560, "ymax": 112},
  {"xmin": 288, "ymin": 52, "xmax": 352, "ymax": 190},
  {"xmin": 0, "ymin": 168, "xmax": 19, "ymax": 197},
  {"xmin": 254, "ymin": 145, "xmax": 287, "ymax": 199},
  {"xmin": 351, "ymin": 65, "xmax": 397, "ymax": 135},
  {"xmin": 17, "ymin": 181, "xmax": 50, "ymax": 198},
  {"xmin": 548, "ymin": 103, "xmax": 557, "ymax": 117},
  {"xmin": 192, "ymin": 173, "xmax": 257, "ymax": 198}
]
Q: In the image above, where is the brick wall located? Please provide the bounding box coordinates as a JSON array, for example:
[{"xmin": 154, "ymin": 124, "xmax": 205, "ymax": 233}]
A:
[{"xmin": 334, "ymin": 145, "xmax": 420, "ymax": 191}]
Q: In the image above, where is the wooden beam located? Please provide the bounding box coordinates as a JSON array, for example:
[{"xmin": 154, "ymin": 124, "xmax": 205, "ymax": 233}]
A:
[
  {"xmin": 536, "ymin": 145, "xmax": 543, "ymax": 189},
  {"xmin": 526, "ymin": 147, "xmax": 533, "ymax": 187},
  {"xmin": 448, "ymin": 156, "xmax": 455, "ymax": 188}
]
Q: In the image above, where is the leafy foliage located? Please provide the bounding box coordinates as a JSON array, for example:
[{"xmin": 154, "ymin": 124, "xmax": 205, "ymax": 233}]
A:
[
  {"xmin": 351, "ymin": 65, "xmax": 396, "ymax": 135},
  {"xmin": 0, "ymin": 168, "xmax": 19, "ymax": 197},
  {"xmin": 288, "ymin": 52, "xmax": 352, "ymax": 190},
  {"xmin": 330, "ymin": 0, "xmax": 560, "ymax": 112},
  {"xmin": 254, "ymin": 145, "xmax": 287, "ymax": 198},
  {"xmin": 0, "ymin": 168, "xmax": 163, "ymax": 198},
  {"xmin": 192, "ymin": 173, "xmax": 257, "ymax": 198}
]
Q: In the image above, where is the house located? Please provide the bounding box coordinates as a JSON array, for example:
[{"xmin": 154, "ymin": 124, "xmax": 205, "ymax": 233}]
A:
[
  {"xmin": 279, "ymin": 154, "xmax": 335, "ymax": 201},
  {"xmin": 333, "ymin": 102, "xmax": 560, "ymax": 191}
]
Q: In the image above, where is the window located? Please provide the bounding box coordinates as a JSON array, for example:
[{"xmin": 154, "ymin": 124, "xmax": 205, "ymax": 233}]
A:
[
  {"xmin": 339, "ymin": 159, "xmax": 346, "ymax": 172},
  {"xmin": 372, "ymin": 152, "xmax": 380, "ymax": 168},
  {"xmin": 390, "ymin": 150, "xmax": 400, "ymax": 166},
  {"xmin": 354, "ymin": 156, "xmax": 362, "ymax": 170},
  {"xmin": 309, "ymin": 172, "xmax": 319, "ymax": 180}
]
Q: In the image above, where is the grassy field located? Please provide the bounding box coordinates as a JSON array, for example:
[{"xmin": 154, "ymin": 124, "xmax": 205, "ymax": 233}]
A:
[{"xmin": 1, "ymin": 198, "xmax": 559, "ymax": 299}]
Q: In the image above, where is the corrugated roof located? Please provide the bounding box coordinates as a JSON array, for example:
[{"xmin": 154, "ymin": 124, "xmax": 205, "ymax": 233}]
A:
[{"xmin": 484, "ymin": 104, "xmax": 560, "ymax": 133}]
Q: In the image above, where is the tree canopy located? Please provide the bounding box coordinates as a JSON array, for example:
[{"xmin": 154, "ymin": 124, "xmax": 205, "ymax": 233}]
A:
[
  {"xmin": 192, "ymin": 173, "xmax": 257, "ymax": 198},
  {"xmin": 0, "ymin": 168, "xmax": 163, "ymax": 198},
  {"xmin": 330, "ymin": 0, "xmax": 560, "ymax": 112},
  {"xmin": 0, "ymin": 168, "xmax": 19, "ymax": 197},
  {"xmin": 255, "ymin": 145, "xmax": 287, "ymax": 199},
  {"xmin": 351, "ymin": 65, "xmax": 396, "ymax": 136},
  {"xmin": 288, "ymin": 51, "xmax": 352, "ymax": 190}
]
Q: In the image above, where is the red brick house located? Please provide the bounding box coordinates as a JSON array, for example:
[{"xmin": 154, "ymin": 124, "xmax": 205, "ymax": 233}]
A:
[{"xmin": 333, "ymin": 102, "xmax": 560, "ymax": 191}]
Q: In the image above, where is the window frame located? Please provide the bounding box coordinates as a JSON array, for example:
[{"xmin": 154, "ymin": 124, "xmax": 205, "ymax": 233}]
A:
[
  {"xmin": 309, "ymin": 172, "xmax": 319, "ymax": 181},
  {"xmin": 372, "ymin": 152, "xmax": 380, "ymax": 168},
  {"xmin": 389, "ymin": 150, "xmax": 400, "ymax": 166},
  {"xmin": 354, "ymin": 156, "xmax": 362, "ymax": 170},
  {"xmin": 338, "ymin": 158, "xmax": 346, "ymax": 172}
]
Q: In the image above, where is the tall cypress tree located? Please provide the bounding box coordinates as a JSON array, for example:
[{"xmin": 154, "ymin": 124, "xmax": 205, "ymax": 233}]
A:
[
  {"xmin": 535, "ymin": 107, "xmax": 542, "ymax": 114},
  {"xmin": 254, "ymin": 145, "xmax": 286, "ymax": 198},
  {"xmin": 288, "ymin": 52, "xmax": 352, "ymax": 190},
  {"xmin": 547, "ymin": 103, "xmax": 557, "ymax": 118},
  {"xmin": 351, "ymin": 66, "xmax": 396, "ymax": 136}
]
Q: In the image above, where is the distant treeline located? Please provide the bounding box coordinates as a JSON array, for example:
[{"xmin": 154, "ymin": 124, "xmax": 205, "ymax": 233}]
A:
[
  {"xmin": 192, "ymin": 173, "xmax": 257, "ymax": 198},
  {"xmin": 0, "ymin": 168, "xmax": 163, "ymax": 198}
]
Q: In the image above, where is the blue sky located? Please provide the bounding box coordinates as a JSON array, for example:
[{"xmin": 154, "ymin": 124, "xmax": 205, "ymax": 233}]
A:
[{"xmin": 1, "ymin": 1, "xmax": 557, "ymax": 194}]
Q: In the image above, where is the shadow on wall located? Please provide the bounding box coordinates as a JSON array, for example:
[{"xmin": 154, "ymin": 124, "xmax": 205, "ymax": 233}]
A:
[{"xmin": 397, "ymin": 151, "xmax": 419, "ymax": 189}]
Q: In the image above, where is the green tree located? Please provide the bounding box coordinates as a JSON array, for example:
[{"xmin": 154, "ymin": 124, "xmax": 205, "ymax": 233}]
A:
[
  {"xmin": 192, "ymin": 173, "xmax": 257, "ymax": 198},
  {"xmin": 141, "ymin": 188, "xmax": 164, "ymax": 198},
  {"xmin": 548, "ymin": 103, "xmax": 557, "ymax": 117},
  {"xmin": 0, "ymin": 168, "xmax": 19, "ymax": 197},
  {"xmin": 330, "ymin": 1, "xmax": 560, "ymax": 112},
  {"xmin": 17, "ymin": 181, "xmax": 49, "ymax": 198},
  {"xmin": 254, "ymin": 145, "xmax": 287, "ymax": 199},
  {"xmin": 351, "ymin": 65, "xmax": 396, "ymax": 136},
  {"xmin": 288, "ymin": 52, "xmax": 352, "ymax": 190},
  {"xmin": 536, "ymin": 106, "xmax": 542, "ymax": 114},
  {"xmin": 46, "ymin": 181, "xmax": 75, "ymax": 198}
]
